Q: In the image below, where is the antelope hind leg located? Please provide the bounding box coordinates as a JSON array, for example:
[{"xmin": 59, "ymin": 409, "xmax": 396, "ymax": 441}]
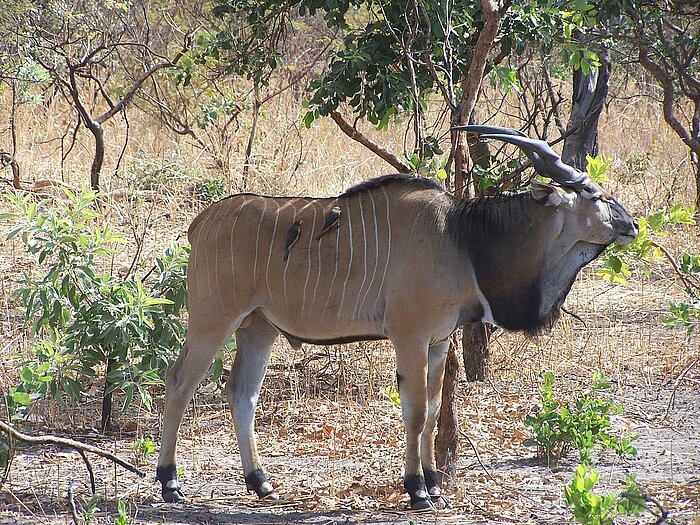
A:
[
  {"xmin": 156, "ymin": 314, "xmax": 240, "ymax": 502},
  {"xmin": 226, "ymin": 312, "xmax": 280, "ymax": 499},
  {"xmin": 422, "ymin": 340, "xmax": 450, "ymax": 501}
]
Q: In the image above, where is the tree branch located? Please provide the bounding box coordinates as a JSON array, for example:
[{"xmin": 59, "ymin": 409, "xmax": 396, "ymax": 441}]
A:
[
  {"xmin": 330, "ymin": 111, "xmax": 411, "ymax": 172},
  {"xmin": 453, "ymin": 0, "xmax": 501, "ymax": 126},
  {"xmin": 0, "ymin": 419, "xmax": 146, "ymax": 479},
  {"xmin": 650, "ymin": 240, "xmax": 700, "ymax": 293},
  {"xmin": 95, "ymin": 49, "xmax": 186, "ymax": 125},
  {"xmin": 638, "ymin": 46, "xmax": 700, "ymax": 154}
]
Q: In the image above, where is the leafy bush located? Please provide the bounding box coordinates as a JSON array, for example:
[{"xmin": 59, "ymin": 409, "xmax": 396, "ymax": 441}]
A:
[
  {"xmin": 564, "ymin": 464, "xmax": 647, "ymax": 525},
  {"xmin": 381, "ymin": 385, "xmax": 401, "ymax": 408},
  {"xmin": 1, "ymin": 188, "xmax": 189, "ymax": 429},
  {"xmin": 523, "ymin": 371, "xmax": 638, "ymax": 466},
  {"xmin": 663, "ymin": 252, "xmax": 700, "ymax": 334},
  {"xmin": 600, "ymin": 203, "xmax": 699, "ymax": 334},
  {"xmin": 585, "ymin": 154, "xmax": 612, "ymax": 184},
  {"xmin": 600, "ymin": 203, "xmax": 695, "ymax": 285}
]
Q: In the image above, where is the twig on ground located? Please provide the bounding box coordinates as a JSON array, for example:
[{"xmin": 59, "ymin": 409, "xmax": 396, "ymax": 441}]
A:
[
  {"xmin": 0, "ymin": 419, "xmax": 146, "ymax": 483},
  {"xmin": 458, "ymin": 428, "xmax": 500, "ymax": 484},
  {"xmin": 645, "ymin": 493, "xmax": 670, "ymax": 525},
  {"xmin": 664, "ymin": 357, "xmax": 699, "ymax": 418},
  {"xmin": 68, "ymin": 480, "xmax": 80, "ymax": 525},
  {"xmin": 78, "ymin": 449, "xmax": 96, "ymax": 494}
]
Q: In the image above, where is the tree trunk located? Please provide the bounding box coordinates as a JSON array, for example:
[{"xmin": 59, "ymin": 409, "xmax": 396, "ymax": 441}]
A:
[
  {"xmin": 456, "ymin": 113, "xmax": 493, "ymax": 379},
  {"xmin": 435, "ymin": 338, "xmax": 460, "ymax": 483},
  {"xmin": 561, "ymin": 55, "xmax": 611, "ymax": 170},
  {"xmin": 435, "ymin": 0, "xmax": 500, "ymax": 479},
  {"xmin": 90, "ymin": 124, "xmax": 105, "ymax": 191},
  {"xmin": 101, "ymin": 356, "xmax": 115, "ymax": 432},
  {"xmin": 462, "ymin": 322, "xmax": 491, "ymax": 381}
]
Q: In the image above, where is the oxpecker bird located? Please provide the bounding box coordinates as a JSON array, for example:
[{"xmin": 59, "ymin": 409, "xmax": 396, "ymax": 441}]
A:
[
  {"xmin": 315, "ymin": 206, "xmax": 342, "ymax": 241},
  {"xmin": 283, "ymin": 220, "xmax": 304, "ymax": 261}
]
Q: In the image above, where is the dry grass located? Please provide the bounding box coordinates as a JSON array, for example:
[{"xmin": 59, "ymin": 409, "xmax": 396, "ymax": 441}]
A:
[{"xmin": 0, "ymin": 86, "xmax": 699, "ymax": 524}]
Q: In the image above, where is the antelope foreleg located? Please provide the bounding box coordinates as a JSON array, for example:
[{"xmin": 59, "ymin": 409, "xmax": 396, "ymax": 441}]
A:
[
  {"xmin": 157, "ymin": 321, "xmax": 236, "ymax": 502},
  {"xmin": 394, "ymin": 340, "xmax": 431, "ymax": 510}
]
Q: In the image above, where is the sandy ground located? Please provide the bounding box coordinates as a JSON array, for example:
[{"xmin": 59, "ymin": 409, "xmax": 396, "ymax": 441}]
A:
[{"xmin": 0, "ymin": 375, "xmax": 697, "ymax": 524}]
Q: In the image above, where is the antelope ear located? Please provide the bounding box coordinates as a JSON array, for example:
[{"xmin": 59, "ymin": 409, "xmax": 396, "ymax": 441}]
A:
[{"xmin": 531, "ymin": 180, "xmax": 573, "ymax": 207}]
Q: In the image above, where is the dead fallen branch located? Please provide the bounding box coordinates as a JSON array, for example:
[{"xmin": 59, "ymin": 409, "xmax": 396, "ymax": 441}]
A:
[{"xmin": 0, "ymin": 419, "xmax": 146, "ymax": 493}]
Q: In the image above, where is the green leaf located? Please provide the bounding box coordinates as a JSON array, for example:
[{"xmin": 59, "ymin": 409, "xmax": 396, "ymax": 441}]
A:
[
  {"xmin": 303, "ymin": 111, "xmax": 315, "ymax": 128},
  {"xmin": 11, "ymin": 391, "xmax": 32, "ymax": 406}
]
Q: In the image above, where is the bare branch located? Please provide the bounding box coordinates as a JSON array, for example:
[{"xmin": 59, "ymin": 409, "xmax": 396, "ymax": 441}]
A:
[
  {"xmin": 330, "ymin": 111, "xmax": 411, "ymax": 172},
  {"xmin": 0, "ymin": 419, "xmax": 145, "ymax": 478},
  {"xmin": 95, "ymin": 43, "xmax": 187, "ymax": 125},
  {"xmin": 453, "ymin": 0, "xmax": 501, "ymax": 126},
  {"xmin": 639, "ymin": 46, "xmax": 700, "ymax": 153},
  {"xmin": 650, "ymin": 240, "xmax": 700, "ymax": 293}
]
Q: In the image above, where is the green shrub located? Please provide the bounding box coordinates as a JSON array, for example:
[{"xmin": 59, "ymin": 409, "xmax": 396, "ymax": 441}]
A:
[
  {"xmin": 2, "ymin": 189, "xmax": 189, "ymax": 429},
  {"xmin": 523, "ymin": 372, "xmax": 638, "ymax": 466},
  {"xmin": 600, "ymin": 203, "xmax": 695, "ymax": 285},
  {"xmin": 564, "ymin": 464, "xmax": 647, "ymax": 525}
]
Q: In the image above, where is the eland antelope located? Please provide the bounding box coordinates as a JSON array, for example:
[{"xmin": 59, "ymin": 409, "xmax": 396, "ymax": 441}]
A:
[{"xmin": 156, "ymin": 126, "xmax": 637, "ymax": 510}]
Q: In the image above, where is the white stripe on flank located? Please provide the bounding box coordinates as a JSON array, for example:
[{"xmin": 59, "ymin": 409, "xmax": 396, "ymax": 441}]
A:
[
  {"xmin": 301, "ymin": 203, "xmax": 317, "ymax": 315},
  {"xmin": 252, "ymin": 200, "xmax": 268, "ymax": 294},
  {"xmin": 323, "ymin": 206, "xmax": 342, "ymax": 315},
  {"xmin": 190, "ymin": 208, "xmax": 210, "ymax": 298},
  {"xmin": 311, "ymin": 203, "xmax": 327, "ymax": 312},
  {"xmin": 352, "ymin": 193, "xmax": 368, "ymax": 320},
  {"xmin": 374, "ymin": 187, "xmax": 391, "ymax": 313},
  {"xmin": 358, "ymin": 190, "xmax": 379, "ymax": 315},
  {"xmin": 200, "ymin": 204, "xmax": 218, "ymax": 298},
  {"xmin": 211, "ymin": 203, "xmax": 227, "ymax": 311},
  {"xmin": 338, "ymin": 199, "xmax": 353, "ymax": 321},
  {"xmin": 283, "ymin": 206, "xmax": 298, "ymax": 308},
  {"xmin": 229, "ymin": 198, "xmax": 249, "ymax": 310},
  {"xmin": 265, "ymin": 201, "xmax": 281, "ymax": 301}
]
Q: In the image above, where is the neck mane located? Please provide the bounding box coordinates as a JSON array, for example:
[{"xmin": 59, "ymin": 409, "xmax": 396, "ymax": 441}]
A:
[{"xmin": 447, "ymin": 192, "xmax": 538, "ymax": 249}]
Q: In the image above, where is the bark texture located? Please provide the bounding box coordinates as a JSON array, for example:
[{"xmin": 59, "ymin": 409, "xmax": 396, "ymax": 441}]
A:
[{"xmin": 561, "ymin": 56, "xmax": 611, "ymax": 170}]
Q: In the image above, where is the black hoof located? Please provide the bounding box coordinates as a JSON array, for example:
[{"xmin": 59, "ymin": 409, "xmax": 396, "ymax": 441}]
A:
[
  {"xmin": 162, "ymin": 488, "xmax": 184, "ymax": 503},
  {"xmin": 157, "ymin": 465, "xmax": 183, "ymax": 503},
  {"xmin": 162, "ymin": 480, "xmax": 184, "ymax": 503},
  {"xmin": 260, "ymin": 491, "xmax": 281, "ymax": 501},
  {"xmin": 424, "ymin": 468, "xmax": 442, "ymax": 499},
  {"xmin": 405, "ymin": 474, "xmax": 434, "ymax": 511},
  {"xmin": 245, "ymin": 469, "xmax": 277, "ymax": 500},
  {"xmin": 410, "ymin": 497, "xmax": 435, "ymax": 511}
]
